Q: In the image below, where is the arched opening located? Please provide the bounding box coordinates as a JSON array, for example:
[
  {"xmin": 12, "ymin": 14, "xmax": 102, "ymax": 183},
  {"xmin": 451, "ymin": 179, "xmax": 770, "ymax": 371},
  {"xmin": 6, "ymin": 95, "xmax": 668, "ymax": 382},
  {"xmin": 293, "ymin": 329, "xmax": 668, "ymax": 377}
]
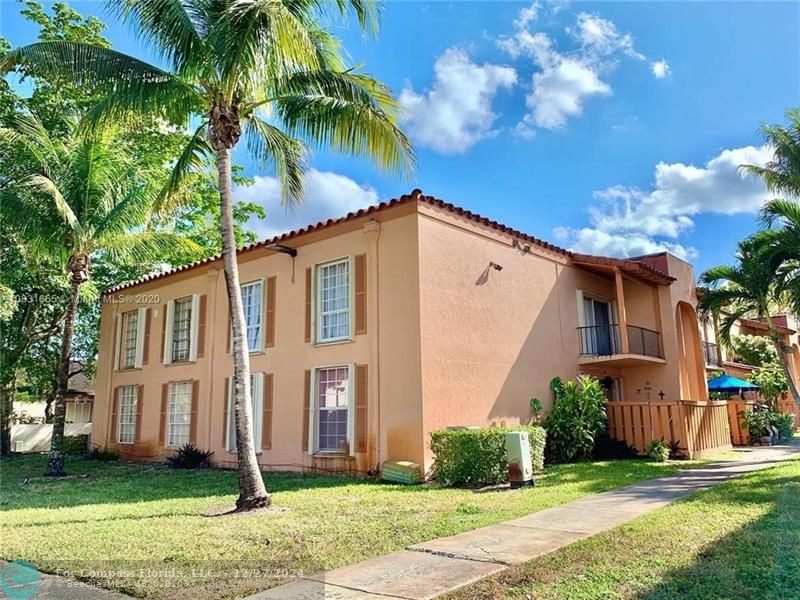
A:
[{"xmin": 675, "ymin": 302, "xmax": 708, "ymax": 400}]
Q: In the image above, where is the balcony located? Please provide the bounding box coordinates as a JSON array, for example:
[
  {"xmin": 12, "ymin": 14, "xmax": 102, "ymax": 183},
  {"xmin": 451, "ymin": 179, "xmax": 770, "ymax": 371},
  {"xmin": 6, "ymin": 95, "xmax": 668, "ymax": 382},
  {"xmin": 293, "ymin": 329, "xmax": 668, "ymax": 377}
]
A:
[
  {"xmin": 703, "ymin": 341, "xmax": 720, "ymax": 367},
  {"xmin": 578, "ymin": 324, "xmax": 665, "ymax": 367}
]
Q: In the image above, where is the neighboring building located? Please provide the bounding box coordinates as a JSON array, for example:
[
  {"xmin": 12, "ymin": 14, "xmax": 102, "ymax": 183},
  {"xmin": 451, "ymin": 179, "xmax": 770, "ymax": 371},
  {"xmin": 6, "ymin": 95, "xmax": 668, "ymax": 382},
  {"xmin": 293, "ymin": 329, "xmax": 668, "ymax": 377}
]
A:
[
  {"xmin": 698, "ymin": 307, "xmax": 800, "ymax": 382},
  {"xmin": 11, "ymin": 362, "xmax": 94, "ymax": 425},
  {"xmin": 92, "ymin": 190, "xmax": 711, "ymax": 474}
]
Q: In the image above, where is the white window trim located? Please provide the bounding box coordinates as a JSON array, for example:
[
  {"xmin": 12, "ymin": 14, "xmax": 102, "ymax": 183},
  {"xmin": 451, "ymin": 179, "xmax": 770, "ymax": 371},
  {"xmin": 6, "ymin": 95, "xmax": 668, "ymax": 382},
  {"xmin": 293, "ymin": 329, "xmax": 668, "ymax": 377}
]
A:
[
  {"xmin": 240, "ymin": 279, "xmax": 266, "ymax": 354},
  {"xmin": 167, "ymin": 381, "xmax": 192, "ymax": 447},
  {"xmin": 226, "ymin": 373, "xmax": 264, "ymax": 452},
  {"xmin": 308, "ymin": 364, "xmax": 355, "ymax": 456},
  {"xmin": 117, "ymin": 385, "xmax": 138, "ymax": 445},
  {"xmin": 313, "ymin": 257, "xmax": 355, "ymax": 345}
]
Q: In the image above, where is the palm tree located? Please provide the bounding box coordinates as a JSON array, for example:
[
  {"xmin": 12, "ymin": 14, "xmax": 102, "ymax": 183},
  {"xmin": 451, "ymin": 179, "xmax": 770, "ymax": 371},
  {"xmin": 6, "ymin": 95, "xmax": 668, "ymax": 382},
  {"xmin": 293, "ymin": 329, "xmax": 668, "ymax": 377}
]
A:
[
  {"xmin": 741, "ymin": 108, "xmax": 800, "ymax": 198},
  {"xmin": 2, "ymin": 0, "xmax": 414, "ymax": 509},
  {"xmin": 699, "ymin": 236, "xmax": 800, "ymax": 409},
  {"xmin": 1, "ymin": 111, "xmax": 198, "ymax": 475}
]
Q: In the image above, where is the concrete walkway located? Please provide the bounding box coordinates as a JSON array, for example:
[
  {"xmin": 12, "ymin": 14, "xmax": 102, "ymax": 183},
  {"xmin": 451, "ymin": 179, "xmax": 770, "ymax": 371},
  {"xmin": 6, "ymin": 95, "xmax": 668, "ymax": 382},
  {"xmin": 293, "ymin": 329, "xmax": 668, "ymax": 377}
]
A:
[{"xmin": 248, "ymin": 443, "xmax": 800, "ymax": 600}]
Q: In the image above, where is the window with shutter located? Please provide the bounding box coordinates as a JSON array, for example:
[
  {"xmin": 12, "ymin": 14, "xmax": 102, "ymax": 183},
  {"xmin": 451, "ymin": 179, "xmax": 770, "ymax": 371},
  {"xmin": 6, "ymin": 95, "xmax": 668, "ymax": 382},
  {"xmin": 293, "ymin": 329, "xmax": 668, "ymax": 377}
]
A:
[{"xmin": 226, "ymin": 373, "xmax": 264, "ymax": 451}]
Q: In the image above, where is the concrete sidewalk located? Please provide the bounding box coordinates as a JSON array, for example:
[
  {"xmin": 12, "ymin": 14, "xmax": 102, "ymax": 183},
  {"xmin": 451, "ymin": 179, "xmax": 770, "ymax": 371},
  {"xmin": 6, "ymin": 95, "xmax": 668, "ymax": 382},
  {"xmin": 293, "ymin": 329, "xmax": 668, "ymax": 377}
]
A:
[{"xmin": 248, "ymin": 442, "xmax": 800, "ymax": 600}]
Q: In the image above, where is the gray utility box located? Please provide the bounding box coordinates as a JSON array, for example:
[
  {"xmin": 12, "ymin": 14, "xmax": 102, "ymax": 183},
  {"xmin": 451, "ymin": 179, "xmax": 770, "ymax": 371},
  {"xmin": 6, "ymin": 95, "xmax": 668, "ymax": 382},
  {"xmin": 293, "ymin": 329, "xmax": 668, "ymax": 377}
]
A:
[{"xmin": 505, "ymin": 431, "xmax": 534, "ymax": 488}]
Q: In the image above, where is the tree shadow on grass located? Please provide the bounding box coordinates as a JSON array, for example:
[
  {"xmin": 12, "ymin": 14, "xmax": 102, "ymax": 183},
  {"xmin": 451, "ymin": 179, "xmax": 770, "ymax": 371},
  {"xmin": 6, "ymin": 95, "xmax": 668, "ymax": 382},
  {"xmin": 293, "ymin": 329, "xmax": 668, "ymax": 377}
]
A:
[{"xmin": 638, "ymin": 472, "xmax": 800, "ymax": 600}]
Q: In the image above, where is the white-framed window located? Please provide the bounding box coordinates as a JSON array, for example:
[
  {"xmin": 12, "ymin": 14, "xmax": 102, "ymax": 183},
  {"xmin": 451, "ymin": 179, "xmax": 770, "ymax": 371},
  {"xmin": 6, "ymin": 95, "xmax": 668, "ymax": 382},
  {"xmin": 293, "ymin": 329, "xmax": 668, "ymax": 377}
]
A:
[
  {"xmin": 316, "ymin": 259, "xmax": 351, "ymax": 343},
  {"xmin": 226, "ymin": 372, "xmax": 264, "ymax": 451},
  {"xmin": 168, "ymin": 381, "xmax": 192, "ymax": 447},
  {"xmin": 66, "ymin": 399, "xmax": 92, "ymax": 424},
  {"xmin": 122, "ymin": 311, "xmax": 139, "ymax": 369},
  {"xmin": 171, "ymin": 298, "xmax": 192, "ymax": 362},
  {"xmin": 311, "ymin": 365, "xmax": 353, "ymax": 453},
  {"xmin": 163, "ymin": 295, "xmax": 200, "ymax": 364},
  {"xmin": 118, "ymin": 385, "xmax": 138, "ymax": 444},
  {"xmin": 241, "ymin": 280, "xmax": 264, "ymax": 352},
  {"xmin": 115, "ymin": 308, "xmax": 146, "ymax": 370}
]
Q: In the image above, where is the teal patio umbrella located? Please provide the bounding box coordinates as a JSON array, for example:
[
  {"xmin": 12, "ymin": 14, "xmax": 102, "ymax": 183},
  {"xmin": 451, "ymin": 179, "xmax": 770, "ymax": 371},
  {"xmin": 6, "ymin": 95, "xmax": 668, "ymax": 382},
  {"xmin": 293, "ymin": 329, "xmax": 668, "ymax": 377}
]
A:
[{"xmin": 707, "ymin": 374, "xmax": 759, "ymax": 395}]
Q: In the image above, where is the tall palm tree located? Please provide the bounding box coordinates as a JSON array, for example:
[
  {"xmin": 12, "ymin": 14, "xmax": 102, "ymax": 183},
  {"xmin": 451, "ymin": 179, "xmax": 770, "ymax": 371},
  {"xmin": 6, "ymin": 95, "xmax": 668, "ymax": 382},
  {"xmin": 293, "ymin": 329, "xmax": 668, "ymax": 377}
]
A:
[
  {"xmin": 2, "ymin": 0, "xmax": 414, "ymax": 509},
  {"xmin": 1, "ymin": 111, "xmax": 198, "ymax": 475},
  {"xmin": 699, "ymin": 236, "xmax": 800, "ymax": 409}
]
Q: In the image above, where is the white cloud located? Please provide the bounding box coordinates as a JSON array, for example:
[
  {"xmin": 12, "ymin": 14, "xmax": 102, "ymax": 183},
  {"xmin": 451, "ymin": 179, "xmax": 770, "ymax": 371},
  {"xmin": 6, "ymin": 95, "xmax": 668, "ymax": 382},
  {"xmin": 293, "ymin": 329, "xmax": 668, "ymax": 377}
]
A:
[
  {"xmin": 651, "ymin": 59, "xmax": 670, "ymax": 79},
  {"xmin": 514, "ymin": 1, "xmax": 541, "ymax": 29},
  {"xmin": 499, "ymin": 6, "xmax": 660, "ymax": 134},
  {"xmin": 555, "ymin": 145, "xmax": 774, "ymax": 259},
  {"xmin": 399, "ymin": 48, "xmax": 517, "ymax": 154},
  {"xmin": 235, "ymin": 169, "xmax": 379, "ymax": 239}
]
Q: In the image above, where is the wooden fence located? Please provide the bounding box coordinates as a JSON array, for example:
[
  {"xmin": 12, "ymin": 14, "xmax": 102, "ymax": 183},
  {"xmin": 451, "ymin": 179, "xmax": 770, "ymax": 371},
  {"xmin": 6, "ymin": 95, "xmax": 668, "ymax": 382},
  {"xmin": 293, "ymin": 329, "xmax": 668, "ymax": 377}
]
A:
[
  {"xmin": 606, "ymin": 400, "xmax": 732, "ymax": 459},
  {"xmin": 727, "ymin": 396, "xmax": 800, "ymax": 446}
]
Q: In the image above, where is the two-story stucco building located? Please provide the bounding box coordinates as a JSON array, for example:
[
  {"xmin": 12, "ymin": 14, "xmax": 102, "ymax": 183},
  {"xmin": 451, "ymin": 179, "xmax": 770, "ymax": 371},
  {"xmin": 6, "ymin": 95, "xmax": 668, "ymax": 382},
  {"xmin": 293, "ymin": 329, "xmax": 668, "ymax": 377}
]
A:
[{"xmin": 93, "ymin": 190, "xmax": 714, "ymax": 475}]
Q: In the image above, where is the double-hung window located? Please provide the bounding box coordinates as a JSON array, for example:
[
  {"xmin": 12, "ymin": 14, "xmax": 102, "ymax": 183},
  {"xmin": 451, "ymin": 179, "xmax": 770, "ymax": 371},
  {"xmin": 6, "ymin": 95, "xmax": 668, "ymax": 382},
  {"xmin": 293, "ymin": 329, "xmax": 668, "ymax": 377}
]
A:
[
  {"xmin": 315, "ymin": 366, "xmax": 351, "ymax": 452},
  {"xmin": 226, "ymin": 373, "xmax": 264, "ymax": 451},
  {"xmin": 168, "ymin": 381, "xmax": 192, "ymax": 447},
  {"xmin": 317, "ymin": 259, "xmax": 351, "ymax": 342},
  {"xmin": 117, "ymin": 385, "xmax": 138, "ymax": 444},
  {"xmin": 241, "ymin": 280, "xmax": 264, "ymax": 352},
  {"xmin": 115, "ymin": 308, "xmax": 146, "ymax": 370},
  {"xmin": 122, "ymin": 311, "xmax": 139, "ymax": 369},
  {"xmin": 171, "ymin": 298, "xmax": 192, "ymax": 362}
]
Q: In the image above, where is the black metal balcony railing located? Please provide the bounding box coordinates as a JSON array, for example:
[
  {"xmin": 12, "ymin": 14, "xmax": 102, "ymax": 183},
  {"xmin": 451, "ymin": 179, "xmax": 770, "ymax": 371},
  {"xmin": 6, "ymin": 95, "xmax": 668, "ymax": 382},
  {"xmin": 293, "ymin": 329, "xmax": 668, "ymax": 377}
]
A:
[
  {"xmin": 703, "ymin": 341, "xmax": 720, "ymax": 366},
  {"xmin": 578, "ymin": 324, "xmax": 663, "ymax": 359}
]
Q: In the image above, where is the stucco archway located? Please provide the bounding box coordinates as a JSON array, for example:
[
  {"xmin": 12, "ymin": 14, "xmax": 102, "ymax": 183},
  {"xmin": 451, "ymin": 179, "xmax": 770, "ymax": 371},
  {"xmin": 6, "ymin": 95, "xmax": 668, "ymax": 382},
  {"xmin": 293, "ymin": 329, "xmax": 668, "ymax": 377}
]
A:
[{"xmin": 675, "ymin": 302, "xmax": 708, "ymax": 400}]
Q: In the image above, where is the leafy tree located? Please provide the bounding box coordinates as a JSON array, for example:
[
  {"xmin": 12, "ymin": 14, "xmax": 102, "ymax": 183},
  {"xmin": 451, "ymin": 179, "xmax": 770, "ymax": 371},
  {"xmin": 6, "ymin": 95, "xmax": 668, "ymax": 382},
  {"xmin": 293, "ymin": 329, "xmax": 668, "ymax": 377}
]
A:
[
  {"xmin": 699, "ymin": 237, "xmax": 800, "ymax": 409},
  {"xmin": 4, "ymin": 0, "xmax": 415, "ymax": 509},
  {"xmin": 730, "ymin": 334, "xmax": 780, "ymax": 368},
  {"xmin": 749, "ymin": 366, "xmax": 788, "ymax": 410},
  {"xmin": 1, "ymin": 111, "xmax": 199, "ymax": 475}
]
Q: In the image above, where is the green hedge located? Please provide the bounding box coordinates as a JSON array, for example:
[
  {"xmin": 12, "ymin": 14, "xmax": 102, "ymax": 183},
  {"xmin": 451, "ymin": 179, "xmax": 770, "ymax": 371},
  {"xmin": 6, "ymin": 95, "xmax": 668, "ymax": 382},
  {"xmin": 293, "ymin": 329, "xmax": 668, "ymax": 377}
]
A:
[
  {"xmin": 62, "ymin": 435, "xmax": 89, "ymax": 455},
  {"xmin": 430, "ymin": 425, "xmax": 546, "ymax": 486}
]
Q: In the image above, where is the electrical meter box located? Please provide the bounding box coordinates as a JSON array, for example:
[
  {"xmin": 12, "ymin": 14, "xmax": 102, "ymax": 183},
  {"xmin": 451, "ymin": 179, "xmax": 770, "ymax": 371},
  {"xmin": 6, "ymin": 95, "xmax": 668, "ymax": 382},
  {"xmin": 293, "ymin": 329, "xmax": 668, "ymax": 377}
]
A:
[{"xmin": 505, "ymin": 431, "xmax": 534, "ymax": 488}]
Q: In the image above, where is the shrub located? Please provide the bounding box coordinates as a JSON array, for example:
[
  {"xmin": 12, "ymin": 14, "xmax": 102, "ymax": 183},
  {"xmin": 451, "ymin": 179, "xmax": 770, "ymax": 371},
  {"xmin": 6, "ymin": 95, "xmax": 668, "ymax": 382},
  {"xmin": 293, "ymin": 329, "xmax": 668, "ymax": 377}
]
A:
[
  {"xmin": 62, "ymin": 435, "xmax": 89, "ymax": 455},
  {"xmin": 88, "ymin": 446, "xmax": 120, "ymax": 461},
  {"xmin": 748, "ymin": 366, "xmax": 788, "ymax": 409},
  {"xmin": 430, "ymin": 425, "xmax": 546, "ymax": 486},
  {"xmin": 166, "ymin": 444, "xmax": 214, "ymax": 469},
  {"xmin": 647, "ymin": 439, "xmax": 670, "ymax": 462},
  {"xmin": 740, "ymin": 406, "xmax": 794, "ymax": 441},
  {"xmin": 667, "ymin": 439, "xmax": 687, "ymax": 460},
  {"xmin": 544, "ymin": 376, "xmax": 607, "ymax": 463},
  {"xmin": 772, "ymin": 413, "xmax": 795, "ymax": 440},
  {"xmin": 592, "ymin": 433, "xmax": 638, "ymax": 460}
]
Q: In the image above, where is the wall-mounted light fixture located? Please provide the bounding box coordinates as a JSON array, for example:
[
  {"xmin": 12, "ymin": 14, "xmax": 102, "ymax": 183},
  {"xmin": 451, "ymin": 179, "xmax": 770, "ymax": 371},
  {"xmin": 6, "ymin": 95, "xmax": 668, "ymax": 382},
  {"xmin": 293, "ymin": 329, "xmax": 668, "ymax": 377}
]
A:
[{"xmin": 489, "ymin": 261, "xmax": 503, "ymax": 272}]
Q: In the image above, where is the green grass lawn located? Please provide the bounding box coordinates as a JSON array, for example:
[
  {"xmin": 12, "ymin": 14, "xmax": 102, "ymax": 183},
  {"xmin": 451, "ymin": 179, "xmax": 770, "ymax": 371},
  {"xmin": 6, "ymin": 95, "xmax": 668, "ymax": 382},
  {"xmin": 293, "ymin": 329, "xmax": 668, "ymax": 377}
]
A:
[
  {"xmin": 0, "ymin": 454, "xmax": 715, "ymax": 599},
  {"xmin": 447, "ymin": 459, "xmax": 800, "ymax": 600}
]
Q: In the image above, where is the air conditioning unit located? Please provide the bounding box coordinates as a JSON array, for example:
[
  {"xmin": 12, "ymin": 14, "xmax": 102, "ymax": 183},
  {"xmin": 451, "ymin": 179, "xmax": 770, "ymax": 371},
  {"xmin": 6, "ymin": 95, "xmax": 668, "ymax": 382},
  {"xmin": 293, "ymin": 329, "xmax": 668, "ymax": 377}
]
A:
[
  {"xmin": 13, "ymin": 440, "xmax": 25, "ymax": 453},
  {"xmin": 505, "ymin": 431, "xmax": 534, "ymax": 488}
]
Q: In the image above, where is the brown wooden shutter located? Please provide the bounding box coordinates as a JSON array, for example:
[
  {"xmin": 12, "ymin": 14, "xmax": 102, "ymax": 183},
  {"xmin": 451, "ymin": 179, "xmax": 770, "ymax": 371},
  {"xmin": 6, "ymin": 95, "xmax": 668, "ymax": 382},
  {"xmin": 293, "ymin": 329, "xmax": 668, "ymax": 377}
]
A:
[
  {"xmin": 262, "ymin": 373, "xmax": 273, "ymax": 450},
  {"xmin": 355, "ymin": 365, "xmax": 368, "ymax": 453},
  {"xmin": 355, "ymin": 254, "xmax": 367, "ymax": 335},
  {"xmin": 111, "ymin": 315, "xmax": 120, "ymax": 371},
  {"xmin": 159, "ymin": 383, "xmax": 168, "ymax": 446},
  {"xmin": 223, "ymin": 377, "xmax": 230, "ymax": 449},
  {"xmin": 189, "ymin": 380, "xmax": 199, "ymax": 445},
  {"xmin": 110, "ymin": 387, "xmax": 120, "ymax": 444},
  {"xmin": 304, "ymin": 267, "xmax": 312, "ymax": 342},
  {"xmin": 160, "ymin": 306, "xmax": 168, "ymax": 363},
  {"xmin": 142, "ymin": 308, "xmax": 152, "ymax": 365},
  {"xmin": 265, "ymin": 277, "xmax": 276, "ymax": 348},
  {"xmin": 197, "ymin": 295, "xmax": 207, "ymax": 358},
  {"xmin": 134, "ymin": 384, "xmax": 144, "ymax": 443},
  {"xmin": 302, "ymin": 369, "xmax": 311, "ymax": 451}
]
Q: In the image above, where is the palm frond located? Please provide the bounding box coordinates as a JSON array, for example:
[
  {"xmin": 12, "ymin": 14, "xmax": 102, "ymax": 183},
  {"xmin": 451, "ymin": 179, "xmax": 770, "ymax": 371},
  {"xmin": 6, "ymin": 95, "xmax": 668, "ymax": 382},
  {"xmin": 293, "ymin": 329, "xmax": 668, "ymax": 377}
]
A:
[
  {"xmin": 101, "ymin": 231, "xmax": 202, "ymax": 264},
  {"xmin": 154, "ymin": 121, "xmax": 212, "ymax": 215},
  {"xmin": 243, "ymin": 115, "xmax": 307, "ymax": 205}
]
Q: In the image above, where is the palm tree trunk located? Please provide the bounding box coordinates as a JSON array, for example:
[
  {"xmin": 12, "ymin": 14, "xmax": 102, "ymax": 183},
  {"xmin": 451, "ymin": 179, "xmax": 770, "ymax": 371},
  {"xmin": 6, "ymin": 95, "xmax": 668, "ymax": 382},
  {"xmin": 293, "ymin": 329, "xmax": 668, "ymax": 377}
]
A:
[
  {"xmin": 215, "ymin": 145, "xmax": 270, "ymax": 510},
  {"xmin": 47, "ymin": 258, "xmax": 85, "ymax": 476}
]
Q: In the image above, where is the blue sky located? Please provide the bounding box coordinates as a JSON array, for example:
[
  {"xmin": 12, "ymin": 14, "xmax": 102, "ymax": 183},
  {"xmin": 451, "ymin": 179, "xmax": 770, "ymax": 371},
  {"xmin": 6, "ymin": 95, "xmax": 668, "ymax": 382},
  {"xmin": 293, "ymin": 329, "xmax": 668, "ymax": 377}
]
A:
[{"xmin": 2, "ymin": 1, "xmax": 799, "ymax": 273}]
